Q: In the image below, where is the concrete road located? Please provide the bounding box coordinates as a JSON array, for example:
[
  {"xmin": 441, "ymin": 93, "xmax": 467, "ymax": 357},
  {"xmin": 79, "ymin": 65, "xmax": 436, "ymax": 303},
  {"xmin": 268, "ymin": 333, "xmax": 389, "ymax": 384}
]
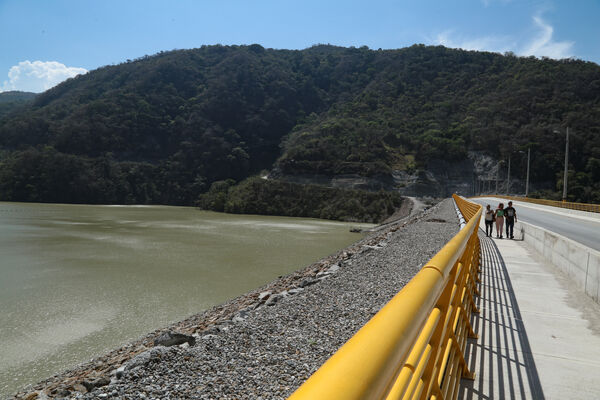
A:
[{"xmin": 472, "ymin": 197, "xmax": 600, "ymax": 251}]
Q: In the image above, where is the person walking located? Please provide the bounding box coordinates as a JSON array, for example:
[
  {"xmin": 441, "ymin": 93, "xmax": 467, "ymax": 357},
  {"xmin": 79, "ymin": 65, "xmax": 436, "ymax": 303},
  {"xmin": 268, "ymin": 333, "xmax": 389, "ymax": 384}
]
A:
[
  {"xmin": 495, "ymin": 203, "xmax": 505, "ymax": 238},
  {"xmin": 484, "ymin": 204, "xmax": 494, "ymax": 237},
  {"xmin": 505, "ymin": 201, "xmax": 517, "ymax": 239}
]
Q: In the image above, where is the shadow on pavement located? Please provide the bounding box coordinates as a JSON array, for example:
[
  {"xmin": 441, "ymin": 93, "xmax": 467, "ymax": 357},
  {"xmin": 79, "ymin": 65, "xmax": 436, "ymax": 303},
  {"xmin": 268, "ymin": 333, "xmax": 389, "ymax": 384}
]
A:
[{"xmin": 459, "ymin": 232, "xmax": 544, "ymax": 400}]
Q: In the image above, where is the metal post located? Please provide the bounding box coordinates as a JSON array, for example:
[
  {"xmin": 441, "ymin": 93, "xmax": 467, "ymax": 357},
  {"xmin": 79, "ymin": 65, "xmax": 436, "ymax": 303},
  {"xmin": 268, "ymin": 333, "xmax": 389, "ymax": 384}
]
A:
[
  {"xmin": 496, "ymin": 161, "xmax": 499, "ymax": 194},
  {"xmin": 562, "ymin": 127, "xmax": 569, "ymax": 202},
  {"xmin": 525, "ymin": 147, "xmax": 530, "ymax": 197},
  {"xmin": 507, "ymin": 155, "xmax": 511, "ymax": 195}
]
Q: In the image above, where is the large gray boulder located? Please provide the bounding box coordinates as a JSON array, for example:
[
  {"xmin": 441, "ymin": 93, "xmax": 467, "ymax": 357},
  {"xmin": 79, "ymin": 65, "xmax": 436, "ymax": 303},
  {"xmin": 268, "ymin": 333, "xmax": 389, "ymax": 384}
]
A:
[{"xmin": 153, "ymin": 331, "xmax": 196, "ymax": 347}]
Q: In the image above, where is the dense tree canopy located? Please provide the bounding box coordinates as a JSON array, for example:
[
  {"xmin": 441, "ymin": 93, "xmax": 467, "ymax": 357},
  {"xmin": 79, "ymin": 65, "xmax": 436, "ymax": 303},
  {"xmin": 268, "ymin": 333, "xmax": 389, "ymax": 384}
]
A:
[
  {"xmin": 0, "ymin": 44, "xmax": 598, "ymax": 205},
  {"xmin": 197, "ymin": 176, "xmax": 403, "ymax": 223},
  {"xmin": 0, "ymin": 91, "xmax": 36, "ymax": 120}
]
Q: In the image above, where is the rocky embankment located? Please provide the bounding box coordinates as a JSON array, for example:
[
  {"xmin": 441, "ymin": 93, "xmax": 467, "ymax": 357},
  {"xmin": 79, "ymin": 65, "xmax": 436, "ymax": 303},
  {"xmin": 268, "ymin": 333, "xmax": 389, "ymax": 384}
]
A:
[{"xmin": 14, "ymin": 199, "xmax": 459, "ymax": 400}]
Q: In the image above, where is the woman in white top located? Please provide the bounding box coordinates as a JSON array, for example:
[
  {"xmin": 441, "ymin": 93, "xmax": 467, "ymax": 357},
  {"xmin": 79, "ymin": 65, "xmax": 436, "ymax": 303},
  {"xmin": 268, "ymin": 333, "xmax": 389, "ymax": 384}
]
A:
[
  {"xmin": 484, "ymin": 204, "xmax": 494, "ymax": 237},
  {"xmin": 495, "ymin": 203, "xmax": 505, "ymax": 238}
]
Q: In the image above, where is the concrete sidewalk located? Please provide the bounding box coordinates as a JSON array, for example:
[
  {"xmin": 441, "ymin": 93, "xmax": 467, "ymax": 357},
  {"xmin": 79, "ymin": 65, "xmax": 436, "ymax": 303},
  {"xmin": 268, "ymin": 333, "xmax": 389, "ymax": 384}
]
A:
[{"xmin": 459, "ymin": 226, "xmax": 600, "ymax": 399}]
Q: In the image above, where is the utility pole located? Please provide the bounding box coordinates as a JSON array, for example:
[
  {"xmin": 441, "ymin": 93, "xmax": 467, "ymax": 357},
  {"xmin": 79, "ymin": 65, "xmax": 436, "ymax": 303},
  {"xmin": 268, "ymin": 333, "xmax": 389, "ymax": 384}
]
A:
[
  {"xmin": 563, "ymin": 127, "xmax": 569, "ymax": 202},
  {"xmin": 554, "ymin": 127, "xmax": 570, "ymax": 202},
  {"xmin": 496, "ymin": 161, "xmax": 499, "ymax": 194},
  {"xmin": 507, "ymin": 155, "xmax": 511, "ymax": 195},
  {"xmin": 525, "ymin": 147, "xmax": 531, "ymax": 197}
]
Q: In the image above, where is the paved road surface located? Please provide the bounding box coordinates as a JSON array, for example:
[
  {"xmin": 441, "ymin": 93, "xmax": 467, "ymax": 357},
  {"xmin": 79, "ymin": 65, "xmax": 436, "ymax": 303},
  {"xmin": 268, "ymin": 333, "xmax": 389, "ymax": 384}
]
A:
[{"xmin": 472, "ymin": 197, "xmax": 600, "ymax": 251}]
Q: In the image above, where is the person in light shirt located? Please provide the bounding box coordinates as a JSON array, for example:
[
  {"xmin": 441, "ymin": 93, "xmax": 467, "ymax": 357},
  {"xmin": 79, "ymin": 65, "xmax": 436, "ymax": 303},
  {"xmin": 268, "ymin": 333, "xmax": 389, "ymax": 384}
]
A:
[
  {"xmin": 484, "ymin": 204, "xmax": 494, "ymax": 237},
  {"xmin": 494, "ymin": 203, "xmax": 505, "ymax": 239}
]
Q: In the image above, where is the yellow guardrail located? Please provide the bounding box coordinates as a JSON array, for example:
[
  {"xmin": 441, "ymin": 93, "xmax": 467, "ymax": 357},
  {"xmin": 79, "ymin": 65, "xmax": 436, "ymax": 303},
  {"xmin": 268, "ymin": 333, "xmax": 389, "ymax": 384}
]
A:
[
  {"xmin": 289, "ymin": 194, "xmax": 482, "ymax": 400},
  {"xmin": 471, "ymin": 195, "xmax": 600, "ymax": 213}
]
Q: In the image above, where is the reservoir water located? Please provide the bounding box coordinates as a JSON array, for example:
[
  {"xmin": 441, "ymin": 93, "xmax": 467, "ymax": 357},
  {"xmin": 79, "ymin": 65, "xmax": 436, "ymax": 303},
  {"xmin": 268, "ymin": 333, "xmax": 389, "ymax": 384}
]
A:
[{"xmin": 0, "ymin": 202, "xmax": 371, "ymax": 397}]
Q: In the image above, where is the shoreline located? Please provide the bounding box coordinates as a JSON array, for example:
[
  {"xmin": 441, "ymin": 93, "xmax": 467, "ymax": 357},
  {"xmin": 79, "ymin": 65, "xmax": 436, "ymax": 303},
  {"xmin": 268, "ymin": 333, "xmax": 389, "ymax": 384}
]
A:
[{"xmin": 14, "ymin": 198, "xmax": 455, "ymax": 400}]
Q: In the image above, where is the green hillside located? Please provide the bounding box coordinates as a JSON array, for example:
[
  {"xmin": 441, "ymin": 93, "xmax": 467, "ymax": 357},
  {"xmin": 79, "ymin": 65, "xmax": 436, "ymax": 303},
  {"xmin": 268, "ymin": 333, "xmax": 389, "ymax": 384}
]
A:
[
  {"xmin": 0, "ymin": 91, "xmax": 36, "ymax": 120},
  {"xmin": 197, "ymin": 176, "xmax": 403, "ymax": 223},
  {"xmin": 276, "ymin": 48, "xmax": 600, "ymax": 202},
  {"xmin": 0, "ymin": 44, "xmax": 598, "ymax": 205}
]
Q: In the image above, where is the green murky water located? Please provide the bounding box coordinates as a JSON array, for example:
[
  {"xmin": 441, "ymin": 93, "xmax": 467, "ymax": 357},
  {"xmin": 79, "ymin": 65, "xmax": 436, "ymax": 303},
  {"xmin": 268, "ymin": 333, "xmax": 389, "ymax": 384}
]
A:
[{"xmin": 0, "ymin": 202, "xmax": 371, "ymax": 397}]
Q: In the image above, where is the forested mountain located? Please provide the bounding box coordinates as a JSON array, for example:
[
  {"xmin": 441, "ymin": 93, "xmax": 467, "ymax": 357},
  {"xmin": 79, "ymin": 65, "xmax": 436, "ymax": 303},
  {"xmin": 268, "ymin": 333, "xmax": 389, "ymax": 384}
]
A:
[
  {"xmin": 0, "ymin": 91, "xmax": 36, "ymax": 102},
  {"xmin": 0, "ymin": 91, "xmax": 36, "ymax": 120},
  {"xmin": 197, "ymin": 177, "xmax": 403, "ymax": 223},
  {"xmin": 0, "ymin": 44, "xmax": 599, "ymax": 205}
]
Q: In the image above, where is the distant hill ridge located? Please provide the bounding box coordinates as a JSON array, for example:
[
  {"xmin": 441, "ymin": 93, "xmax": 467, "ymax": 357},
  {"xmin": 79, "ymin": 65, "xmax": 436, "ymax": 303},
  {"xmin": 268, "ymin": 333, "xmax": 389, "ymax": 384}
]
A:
[
  {"xmin": 0, "ymin": 44, "xmax": 598, "ymax": 205},
  {"xmin": 0, "ymin": 91, "xmax": 37, "ymax": 103},
  {"xmin": 0, "ymin": 91, "xmax": 37, "ymax": 119}
]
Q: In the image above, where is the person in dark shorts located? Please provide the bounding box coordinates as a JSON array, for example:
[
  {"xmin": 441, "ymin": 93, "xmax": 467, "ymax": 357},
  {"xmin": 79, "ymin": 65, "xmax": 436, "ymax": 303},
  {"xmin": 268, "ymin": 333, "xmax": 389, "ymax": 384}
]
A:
[
  {"xmin": 484, "ymin": 204, "xmax": 494, "ymax": 237},
  {"xmin": 504, "ymin": 201, "xmax": 517, "ymax": 239}
]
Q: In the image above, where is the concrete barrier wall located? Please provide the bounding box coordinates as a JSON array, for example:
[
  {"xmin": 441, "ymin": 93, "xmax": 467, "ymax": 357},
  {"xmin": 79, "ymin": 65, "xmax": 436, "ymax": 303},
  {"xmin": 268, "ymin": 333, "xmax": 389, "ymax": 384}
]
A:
[
  {"xmin": 520, "ymin": 221, "xmax": 600, "ymax": 303},
  {"xmin": 517, "ymin": 203, "xmax": 600, "ymax": 221},
  {"xmin": 553, "ymin": 207, "xmax": 600, "ymax": 220}
]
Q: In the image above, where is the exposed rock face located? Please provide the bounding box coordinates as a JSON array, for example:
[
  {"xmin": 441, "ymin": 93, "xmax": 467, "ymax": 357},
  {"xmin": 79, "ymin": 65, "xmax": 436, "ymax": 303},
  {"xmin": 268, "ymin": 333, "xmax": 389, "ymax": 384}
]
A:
[
  {"xmin": 273, "ymin": 152, "xmax": 547, "ymax": 198},
  {"xmin": 269, "ymin": 169, "xmax": 396, "ymax": 191},
  {"xmin": 394, "ymin": 152, "xmax": 497, "ymax": 197},
  {"xmin": 271, "ymin": 152, "xmax": 517, "ymax": 198}
]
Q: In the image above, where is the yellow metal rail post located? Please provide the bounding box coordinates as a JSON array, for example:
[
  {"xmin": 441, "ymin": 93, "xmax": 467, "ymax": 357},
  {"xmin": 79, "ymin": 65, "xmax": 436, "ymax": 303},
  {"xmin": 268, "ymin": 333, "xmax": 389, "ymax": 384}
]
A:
[{"xmin": 289, "ymin": 195, "xmax": 481, "ymax": 400}]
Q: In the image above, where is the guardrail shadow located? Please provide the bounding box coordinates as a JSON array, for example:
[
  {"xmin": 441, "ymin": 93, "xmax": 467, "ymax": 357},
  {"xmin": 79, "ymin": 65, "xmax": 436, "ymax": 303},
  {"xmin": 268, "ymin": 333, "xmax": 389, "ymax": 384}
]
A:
[{"xmin": 459, "ymin": 232, "xmax": 545, "ymax": 400}]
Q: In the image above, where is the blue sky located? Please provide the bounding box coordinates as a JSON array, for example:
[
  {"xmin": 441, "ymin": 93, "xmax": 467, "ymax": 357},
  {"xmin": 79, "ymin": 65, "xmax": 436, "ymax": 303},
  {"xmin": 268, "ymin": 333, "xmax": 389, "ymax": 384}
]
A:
[{"xmin": 1, "ymin": 0, "xmax": 599, "ymax": 93}]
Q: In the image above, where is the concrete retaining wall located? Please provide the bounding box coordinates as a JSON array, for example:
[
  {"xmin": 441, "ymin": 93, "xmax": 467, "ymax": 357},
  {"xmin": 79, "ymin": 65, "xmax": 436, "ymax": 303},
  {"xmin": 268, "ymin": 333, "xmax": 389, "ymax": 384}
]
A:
[
  {"xmin": 520, "ymin": 221, "xmax": 600, "ymax": 303},
  {"xmin": 551, "ymin": 207, "xmax": 600, "ymax": 220},
  {"xmin": 517, "ymin": 203, "xmax": 600, "ymax": 221}
]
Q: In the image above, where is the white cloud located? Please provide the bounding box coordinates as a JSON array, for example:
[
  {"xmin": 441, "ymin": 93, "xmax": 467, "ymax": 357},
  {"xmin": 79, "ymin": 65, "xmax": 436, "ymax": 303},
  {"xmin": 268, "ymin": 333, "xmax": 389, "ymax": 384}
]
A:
[
  {"xmin": 434, "ymin": 30, "xmax": 514, "ymax": 54},
  {"xmin": 519, "ymin": 15, "xmax": 574, "ymax": 59},
  {"xmin": 0, "ymin": 61, "xmax": 87, "ymax": 93},
  {"xmin": 432, "ymin": 14, "xmax": 574, "ymax": 60}
]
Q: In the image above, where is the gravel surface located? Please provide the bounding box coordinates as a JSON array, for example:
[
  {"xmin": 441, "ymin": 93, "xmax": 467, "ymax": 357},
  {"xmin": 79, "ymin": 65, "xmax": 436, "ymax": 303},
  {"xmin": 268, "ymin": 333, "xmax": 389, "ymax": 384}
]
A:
[{"xmin": 15, "ymin": 199, "xmax": 458, "ymax": 400}]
